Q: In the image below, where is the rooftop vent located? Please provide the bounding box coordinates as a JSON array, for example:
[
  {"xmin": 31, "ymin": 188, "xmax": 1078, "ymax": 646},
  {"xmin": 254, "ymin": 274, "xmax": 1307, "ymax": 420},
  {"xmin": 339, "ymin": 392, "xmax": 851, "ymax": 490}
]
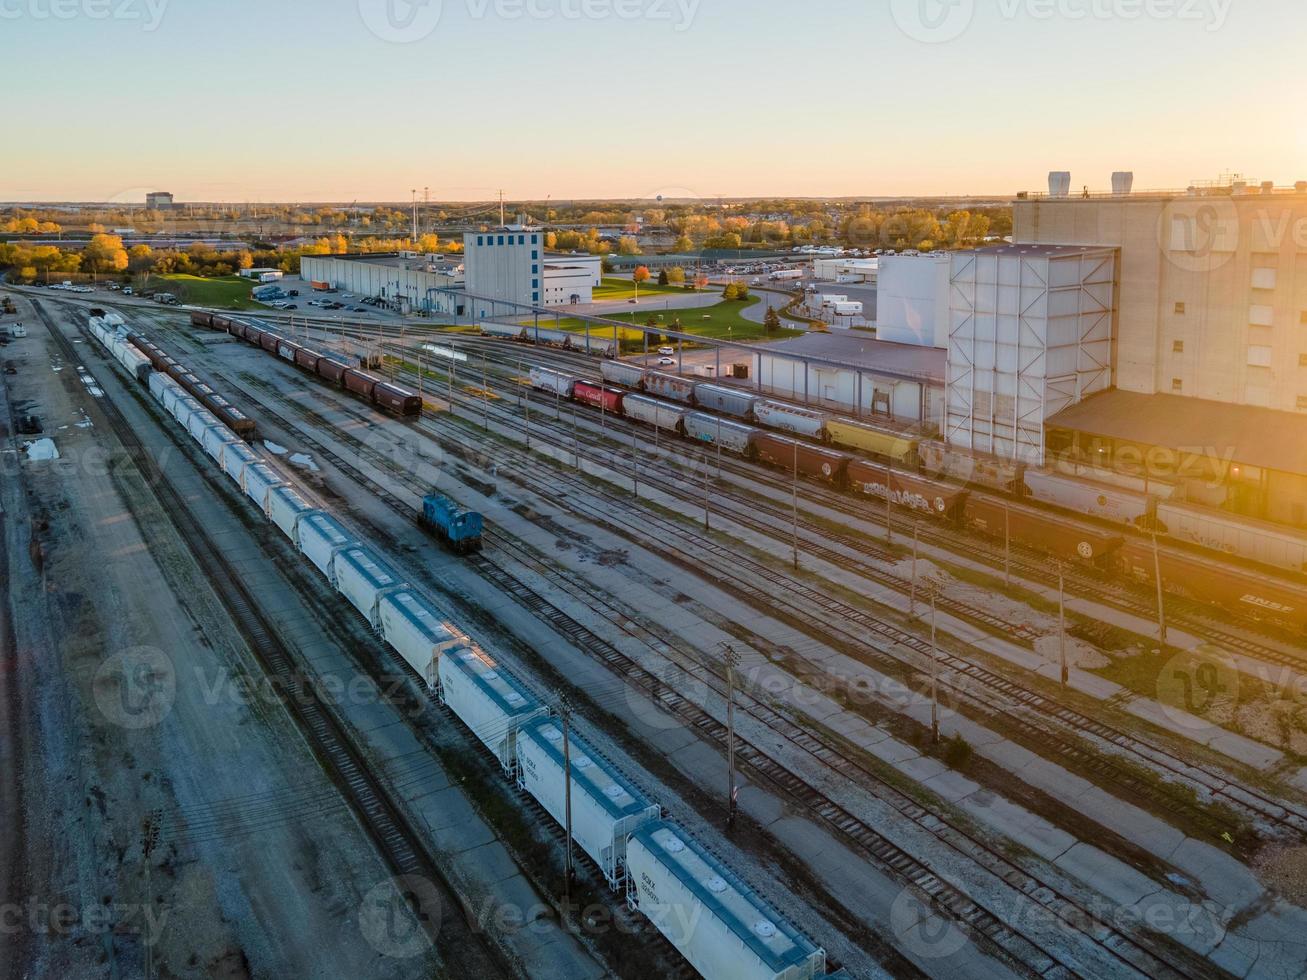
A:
[
  {"xmin": 1111, "ymin": 172, "xmax": 1134, "ymax": 195},
  {"xmin": 1048, "ymin": 172, "xmax": 1072, "ymax": 198}
]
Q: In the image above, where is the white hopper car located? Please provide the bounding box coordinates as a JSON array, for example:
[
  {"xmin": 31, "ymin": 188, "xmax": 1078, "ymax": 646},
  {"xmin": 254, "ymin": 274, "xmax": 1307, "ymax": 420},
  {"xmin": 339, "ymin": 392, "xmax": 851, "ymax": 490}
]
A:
[
  {"xmin": 267, "ymin": 486, "xmax": 317, "ymax": 545},
  {"xmin": 298, "ymin": 512, "xmax": 358, "ymax": 581},
  {"xmin": 529, "ymin": 366, "xmax": 576, "ymax": 399},
  {"xmin": 437, "ymin": 646, "xmax": 540, "ymax": 773},
  {"xmin": 627, "ymin": 821, "xmax": 827, "ymax": 980},
  {"xmin": 334, "ymin": 546, "xmax": 406, "ymax": 630},
  {"xmin": 753, "ymin": 400, "xmax": 826, "ymax": 441},
  {"xmin": 516, "ymin": 716, "xmax": 660, "ymax": 889},
  {"xmin": 1021, "ymin": 469, "xmax": 1154, "ymax": 527},
  {"xmin": 684, "ymin": 412, "xmax": 756, "ymax": 454},
  {"xmin": 1157, "ymin": 501, "xmax": 1307, "ymax": 574},
  {"xmin": 222, "ymin": 442, "xmax": 262, "ymax": 486},
  {"xmin": 241, "ymin": 463, "xmax": 287, "ymax": 515},
  {"xmin": 378, "ymin": 590, "xmax": 465, "ymax": 691},
  {"xmin": 622, "ymin": 393, "xmax": 688, "ymax": 434}
]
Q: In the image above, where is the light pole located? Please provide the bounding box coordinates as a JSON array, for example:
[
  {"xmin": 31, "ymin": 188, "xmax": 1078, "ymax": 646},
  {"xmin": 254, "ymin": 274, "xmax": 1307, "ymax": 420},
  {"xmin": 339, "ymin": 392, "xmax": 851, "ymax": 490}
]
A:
[
  {"xmin": 1058, "ymin": 568, "xmax": 1068, "ymax": 687},
  {"xmin": 722, "ymin": 644, "xmax": 740, "ymax": 829},
  {"xmin": 929, "ymin": 590, "xmax": 939, "ymax": 745}
]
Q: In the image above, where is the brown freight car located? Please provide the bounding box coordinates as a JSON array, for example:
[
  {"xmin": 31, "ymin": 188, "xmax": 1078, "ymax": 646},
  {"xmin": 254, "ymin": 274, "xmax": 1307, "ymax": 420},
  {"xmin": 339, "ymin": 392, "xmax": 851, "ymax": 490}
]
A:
[
  {"xmin": 964, "ymin": 497, "xmax": 1123, "ymax": 564},
  {"xmin": 276, "ymin": 340, "xmax": 300, "ymax": 363},
  {"xmin": 259, "ymin": 332, "xmax": 281, "ymax": 353},
  {"xmin": 752, "ymin": 432, "xmax": 851, "ymax": 487},
  {"xmin": 190, "ymin": 311, "xmax": 214, "ymax": 328},
  {"xmin": 317, "ymin": 358, "xmax": 349, "ymax": 385},
  {"xmin": 343, "ymin": 368, "xmax": 380, "ymax": 399},
  {"xmin": 1118, "ymin": 541, "xmax": 1307, "ymax": 632},
  {"xmin": 294, "ymin": 348, "xmax": 323, "ymax": 372},
  {"xmin": 846, "ymin": 462, "xmax": 969, "ymax": 520},
  {"xmin": 374, "ymin": 382, "xmax": 423, "ymax": 417}
]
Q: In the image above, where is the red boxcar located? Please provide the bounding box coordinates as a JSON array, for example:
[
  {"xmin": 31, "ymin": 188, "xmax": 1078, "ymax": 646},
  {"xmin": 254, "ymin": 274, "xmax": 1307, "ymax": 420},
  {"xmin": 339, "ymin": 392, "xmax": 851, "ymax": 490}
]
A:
[
  {"xmin": 190, "ymin": 311, "xmax": 214, "ymax": 328},
  {"xmin": 1118, "ymin": 541, "xmax": 1307, "ymax": 632},
  {"xmin": 343, "ymin": 368, "xmax": 380, "ymax": 399},
  {"xmin": 752, "ymin": 432, "xmax": 851, "ymax": 487},
  {"xmin": 259, "ymin": 332, "xmax": 281, "ymax": 353},
  {"xmin": 847, "ymin": 462, "xmax": 970, "ymax": 520},
  {"xmin": 212, "ymin": 315, "xmax": 232, "ymax": 333},
  {"xmin": 276, "ymin": 341, "xmax": 300, "ymax": 363},
  {"xmin": 573, "ymin": 381, "xmax": 624, "ymax": 414},
  {"xmin": 294, "ymin": 348, "xmax": 323, "ymax": 372},
  {"xmin": 317, "ymin": 358, "xmax": 349, "ymax": 385},
  {"xmin": 964, "ymin": 497, "xmax": 1123, "ymax": 564},
  {"xmin": 373, "ymin": 382, "xmax": 423, "ymax": 417}
]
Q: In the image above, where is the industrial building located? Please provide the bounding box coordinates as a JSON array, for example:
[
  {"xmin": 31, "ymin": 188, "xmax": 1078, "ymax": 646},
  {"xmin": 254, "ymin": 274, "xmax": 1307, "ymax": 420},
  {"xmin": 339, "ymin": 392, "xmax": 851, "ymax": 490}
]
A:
[
  {"xmin": 146, "ymin": 191, "xmax": 175, "ymax": 210},
  {"xmin": 1011, "ymin": 173, "xmax": 1307, "ymax": 523},
  {"xmin": 945, "ymin": 243, "xmax": 1118, "ymax": 467},
  {"xmin": 812, "ymin": 256, "xmax": 879, "ymax": 284},
  {"xmin": 750, "ymin": 331, "xmax": 944, "ymax": 430},
  {"xmin": 300, "ymin": 227, "xmax": 601, "ymax": 317}
]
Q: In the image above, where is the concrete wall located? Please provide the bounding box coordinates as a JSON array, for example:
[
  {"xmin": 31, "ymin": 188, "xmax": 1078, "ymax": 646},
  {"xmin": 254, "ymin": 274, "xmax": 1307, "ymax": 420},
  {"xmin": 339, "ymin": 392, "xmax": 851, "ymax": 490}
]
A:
[{"xmin": 875, "ymin": 253, "xmax": 949, "ymax": 348}]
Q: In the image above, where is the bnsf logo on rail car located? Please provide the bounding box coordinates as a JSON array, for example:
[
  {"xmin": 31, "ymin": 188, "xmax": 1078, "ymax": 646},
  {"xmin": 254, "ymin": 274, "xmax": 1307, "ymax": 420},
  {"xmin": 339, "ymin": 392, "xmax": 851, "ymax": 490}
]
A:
[
  {"xmin": 934, "ymin": 497, "xmax": 946, "ymax": 513},
  {"xmin": 821, "ymin": 463, "xmax": 833, "ymax": 477},
  {"xmin": 1240, "ymin": 594, "xmax": 1295, "ymax": 614},
  {"xmin": 1076, "ymin": 542, "xmax": 1094, "ymax": 559}
]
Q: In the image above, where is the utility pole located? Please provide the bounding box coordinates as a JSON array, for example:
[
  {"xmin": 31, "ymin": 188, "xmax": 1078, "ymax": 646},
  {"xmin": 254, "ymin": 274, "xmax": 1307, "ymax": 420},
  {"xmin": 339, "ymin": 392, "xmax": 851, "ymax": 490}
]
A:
[
  {"xmin": 1151, "ymin": 531, "xmax": 1167, "ymax": 644},
  {"xmin": 1058, "ymin": 568, "xmax": 1068, "ymax": 687},
  {"xmin": 885, "ymin": 458, "xmax": 893, "ymax": 544},
  {"xmin": 572, "ymin": 402, "xmax": 580, "ymax": 469},
  {"xmin": 722, "ymin": 644, "xmax": 740, "ymax": 829},
  {"xmin": 703, "ymin": 457, "xmax": 711, "ymax": 530},
  {"xmin": 1004, "ymin": 503, "xmax": 1012, "ymax": 586},
  {"xmin": 557, "ymin": 694, "xmax": 575, "ymax": 897},
  {"xmin": 632, "ymin": 423, "xmax": 639, "ymax": 497},
  {"xmin": 499, "ymin": 189, "xmax": 506, "ymax": 228},
  {"xmin": 141, "ymin": 813, "xmax": 160, "ymax": 980},
  {"xmin": 411, "ymin": 189, "xmax": 418, "ymax": 241},
  {"xmin": 450, "ymin": 358, "xmax": 457, "ymax": 417},
  {"xmin": 929, "ymin": 591, "xmax": 939, "ymax": 745},
  {"xmin": 910, "ymin": 520, "xmax": 919, "ymax": 618},
  {"xmin": 482, "ymin": 362, "xmax": 489, "ymax": 431},
  {"xmin": 791, "ymin": 442, "xmax": 800, "ymax": 570}
]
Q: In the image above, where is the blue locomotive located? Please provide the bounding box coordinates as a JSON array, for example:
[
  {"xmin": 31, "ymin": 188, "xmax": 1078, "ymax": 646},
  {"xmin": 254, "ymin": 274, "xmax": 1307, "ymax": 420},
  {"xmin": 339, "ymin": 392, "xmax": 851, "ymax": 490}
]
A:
[{"xmin": 420, "ymin": 493, "xmax": 484, "ymax": 555}]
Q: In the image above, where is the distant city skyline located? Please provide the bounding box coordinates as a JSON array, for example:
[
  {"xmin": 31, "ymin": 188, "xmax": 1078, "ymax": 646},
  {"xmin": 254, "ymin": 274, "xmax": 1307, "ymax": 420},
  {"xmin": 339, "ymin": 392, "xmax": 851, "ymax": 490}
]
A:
[{"xmin": 4, "ymin": 0, "xmax": 1302, "ymax": 202}]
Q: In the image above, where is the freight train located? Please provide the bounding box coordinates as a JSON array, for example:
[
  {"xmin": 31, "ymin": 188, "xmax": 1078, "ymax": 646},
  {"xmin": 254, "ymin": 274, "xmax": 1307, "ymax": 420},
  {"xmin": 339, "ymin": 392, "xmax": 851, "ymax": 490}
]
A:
[
  {"xmin": 534, "ymin": 365, "xmax": 1307, "ymax": 633},
  {"xmin": 97, "ymin": 315, "xmax": 833, "ymax": 980},
  {"xmin": 191, "ymin": 311, "xmax": 423, "ymax": 418}
]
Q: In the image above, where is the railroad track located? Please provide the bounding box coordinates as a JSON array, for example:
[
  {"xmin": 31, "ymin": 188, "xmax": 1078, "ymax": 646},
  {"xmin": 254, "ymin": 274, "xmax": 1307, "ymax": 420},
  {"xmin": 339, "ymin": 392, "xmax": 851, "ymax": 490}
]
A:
[
  {"xmin": 351, "ymin": 349, "xmax": 1307, "ymax": 841},
  {"xmin": 407, "ymin": 332, "xmax": 1307, "ymax": 660},
  {"xmin": 33, "ymin": 299, "xmax": 509, "ymax": 976},
  {"xmin": 218, "ymin": 374, "xmax": 1230, "ymax": 980}
]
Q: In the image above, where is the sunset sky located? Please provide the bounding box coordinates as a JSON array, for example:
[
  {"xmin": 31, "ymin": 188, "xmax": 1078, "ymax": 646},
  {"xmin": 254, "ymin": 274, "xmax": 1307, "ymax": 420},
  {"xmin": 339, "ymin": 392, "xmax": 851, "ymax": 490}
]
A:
[{"xmin": 6, "ymin": 0, "xmax": 1304, "ymax": 202}]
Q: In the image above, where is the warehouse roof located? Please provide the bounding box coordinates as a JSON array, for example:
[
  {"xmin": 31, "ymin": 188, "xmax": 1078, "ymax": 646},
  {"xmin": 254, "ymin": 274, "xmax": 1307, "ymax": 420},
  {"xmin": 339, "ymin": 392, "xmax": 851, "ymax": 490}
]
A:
[
  {"xmin": 755, "ymin": 332, "xmax": 946, "ymax": 383},
  {"xmin": 965, "ymin": 242, "xmax": 1118, "ymax": 259},
  {"xmin": 1048, "ymin": 389, "xmax": 1307, "ymax": 476}
]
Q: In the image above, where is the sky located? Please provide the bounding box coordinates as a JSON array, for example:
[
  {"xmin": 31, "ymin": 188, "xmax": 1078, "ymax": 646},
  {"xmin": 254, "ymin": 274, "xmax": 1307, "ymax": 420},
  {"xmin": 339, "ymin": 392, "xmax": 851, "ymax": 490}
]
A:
[{"xmin": 4, "ymin": 0, "xmax": 1305, "ymax": 202}]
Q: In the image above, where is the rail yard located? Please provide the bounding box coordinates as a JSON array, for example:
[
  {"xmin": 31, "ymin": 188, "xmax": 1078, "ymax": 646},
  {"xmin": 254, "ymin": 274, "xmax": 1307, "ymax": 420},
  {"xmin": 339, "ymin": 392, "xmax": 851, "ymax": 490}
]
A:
[{"xmin": 5, "ymin": 280, "xmax": 1307, "ymax": 980}]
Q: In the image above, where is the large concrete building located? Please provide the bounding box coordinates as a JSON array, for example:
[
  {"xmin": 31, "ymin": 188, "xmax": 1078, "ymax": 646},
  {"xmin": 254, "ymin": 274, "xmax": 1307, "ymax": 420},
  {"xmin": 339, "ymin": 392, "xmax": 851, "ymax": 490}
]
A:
[{"xmin": 1014, "ymin": 178, "xmax": 1307, "ymax": 412}]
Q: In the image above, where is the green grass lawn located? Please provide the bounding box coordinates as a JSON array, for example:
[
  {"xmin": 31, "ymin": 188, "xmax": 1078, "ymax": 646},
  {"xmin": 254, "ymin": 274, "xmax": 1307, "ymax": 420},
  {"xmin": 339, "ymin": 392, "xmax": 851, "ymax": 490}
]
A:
[
  {"xmin": 148, "ymin": 274, "xmax": 260, "ymax": 309},
  {"xmin": 592, "ymin": 276, "xmax": 701, "ymax": 302},
  {"xmin": 525, "ymin": 298, "xmax": 803, "ymax": 343}
]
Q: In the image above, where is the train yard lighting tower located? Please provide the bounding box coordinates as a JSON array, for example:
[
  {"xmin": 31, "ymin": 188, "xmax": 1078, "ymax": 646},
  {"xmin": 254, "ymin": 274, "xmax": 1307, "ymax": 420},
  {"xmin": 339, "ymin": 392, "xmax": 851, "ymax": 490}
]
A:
[
  {"xmin": 791, "ymin": 441, "xmax": 800, "ymax": 570},
  {"xmin": 909, "ymin": 520, "xmax": 919, "ymax": 619},
  {"xmin": 722, "ymin": 643, "xmax": 741, "ymax": 829}
]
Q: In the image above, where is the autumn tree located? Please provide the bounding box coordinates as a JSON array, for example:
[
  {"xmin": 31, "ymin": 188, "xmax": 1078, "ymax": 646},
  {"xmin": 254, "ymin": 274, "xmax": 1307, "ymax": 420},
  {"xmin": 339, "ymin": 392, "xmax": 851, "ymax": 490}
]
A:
[{"xmin": 632, "ymin": 266, "xmax": 651, "ymax": 284}]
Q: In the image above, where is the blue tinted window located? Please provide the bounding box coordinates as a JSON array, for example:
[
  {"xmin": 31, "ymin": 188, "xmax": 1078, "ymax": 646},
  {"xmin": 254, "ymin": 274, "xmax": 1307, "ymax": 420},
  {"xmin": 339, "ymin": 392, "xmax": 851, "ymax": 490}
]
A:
[
  {"xmin": 532, "ymin": 279, "xmax": 539, "ymax": 289},
  {"xmin": 532, "ymin": 249, "xmax": 538, "ymax": 259},
  {"xmin": 477, "ymin": 236, "xmax": 483, "ymax": 246},
  {"xmin": 532, "ymin": 265, "xmax": 538, "ymax": 274},
  {"xmin": 533, "ymin": 292, "xmax": 539, "ymax": 302},
  {"xmin": 518, "ymin": 235, "xmax": 525, "ymax": 245},
  {"xmin": 532, "ymin": 235, "xmax": 539, "ymax": 244}
]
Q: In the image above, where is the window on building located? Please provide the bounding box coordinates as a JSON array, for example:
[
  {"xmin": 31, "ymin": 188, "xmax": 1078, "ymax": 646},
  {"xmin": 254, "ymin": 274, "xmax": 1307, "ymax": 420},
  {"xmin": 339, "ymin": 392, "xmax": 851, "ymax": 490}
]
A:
[
  {"xmin": 1172, "ymin": 378, "xmax": 1184, "ymax": 391},
  {"xmin": 532, "ymin": 249, "xmax": 539, "ymax": 260},
  {"xmin": 498, "ymin": 235, "xmax": 504, "ymax": 245},
  {"xmin": 1174, "ymin": 302, "xmax": 1185, "ymax": 314},
  {"xmin": 1252, "ymin": 267, "xmax": 1278, "ymax": 290},
  {"xmin": 477, "ymin": 236, "xmax": 483, "ymax": 246},
  {"xmin": 532, "ymin": 265, "xmax": 538, "ymax": 274},
  {"xmin": 1301, "ymin": 310, "xmax": 1307, "ymax": 324},
  {"xmin": 1248, "ymin": 345, "xmax": 1274, "ymax": 367},
  {"xmin": 1173, "ymin": 340, "xmax": 1185, "ymax": 353},
  {"xmin": 1300, "ymin": 353, "xmax": 1307, "ymax": 367},
  {"xmin": 533, "ymin": 292, "xmax": 539, "ymax": 303},
  {"xmin": 532, "ymin": 279, "xmax": 539, "ymax": 289},
  {"xmin": 1250, "ymin": 304, "xmax": 1274, "ymax": 326},
  {"xmin": 532, "ymin": 235, "xmax": 538, "ymax": 244},
  {"xmin": 1299, "ymin": 395, "xmax": 1307, "ymax": 411}
]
